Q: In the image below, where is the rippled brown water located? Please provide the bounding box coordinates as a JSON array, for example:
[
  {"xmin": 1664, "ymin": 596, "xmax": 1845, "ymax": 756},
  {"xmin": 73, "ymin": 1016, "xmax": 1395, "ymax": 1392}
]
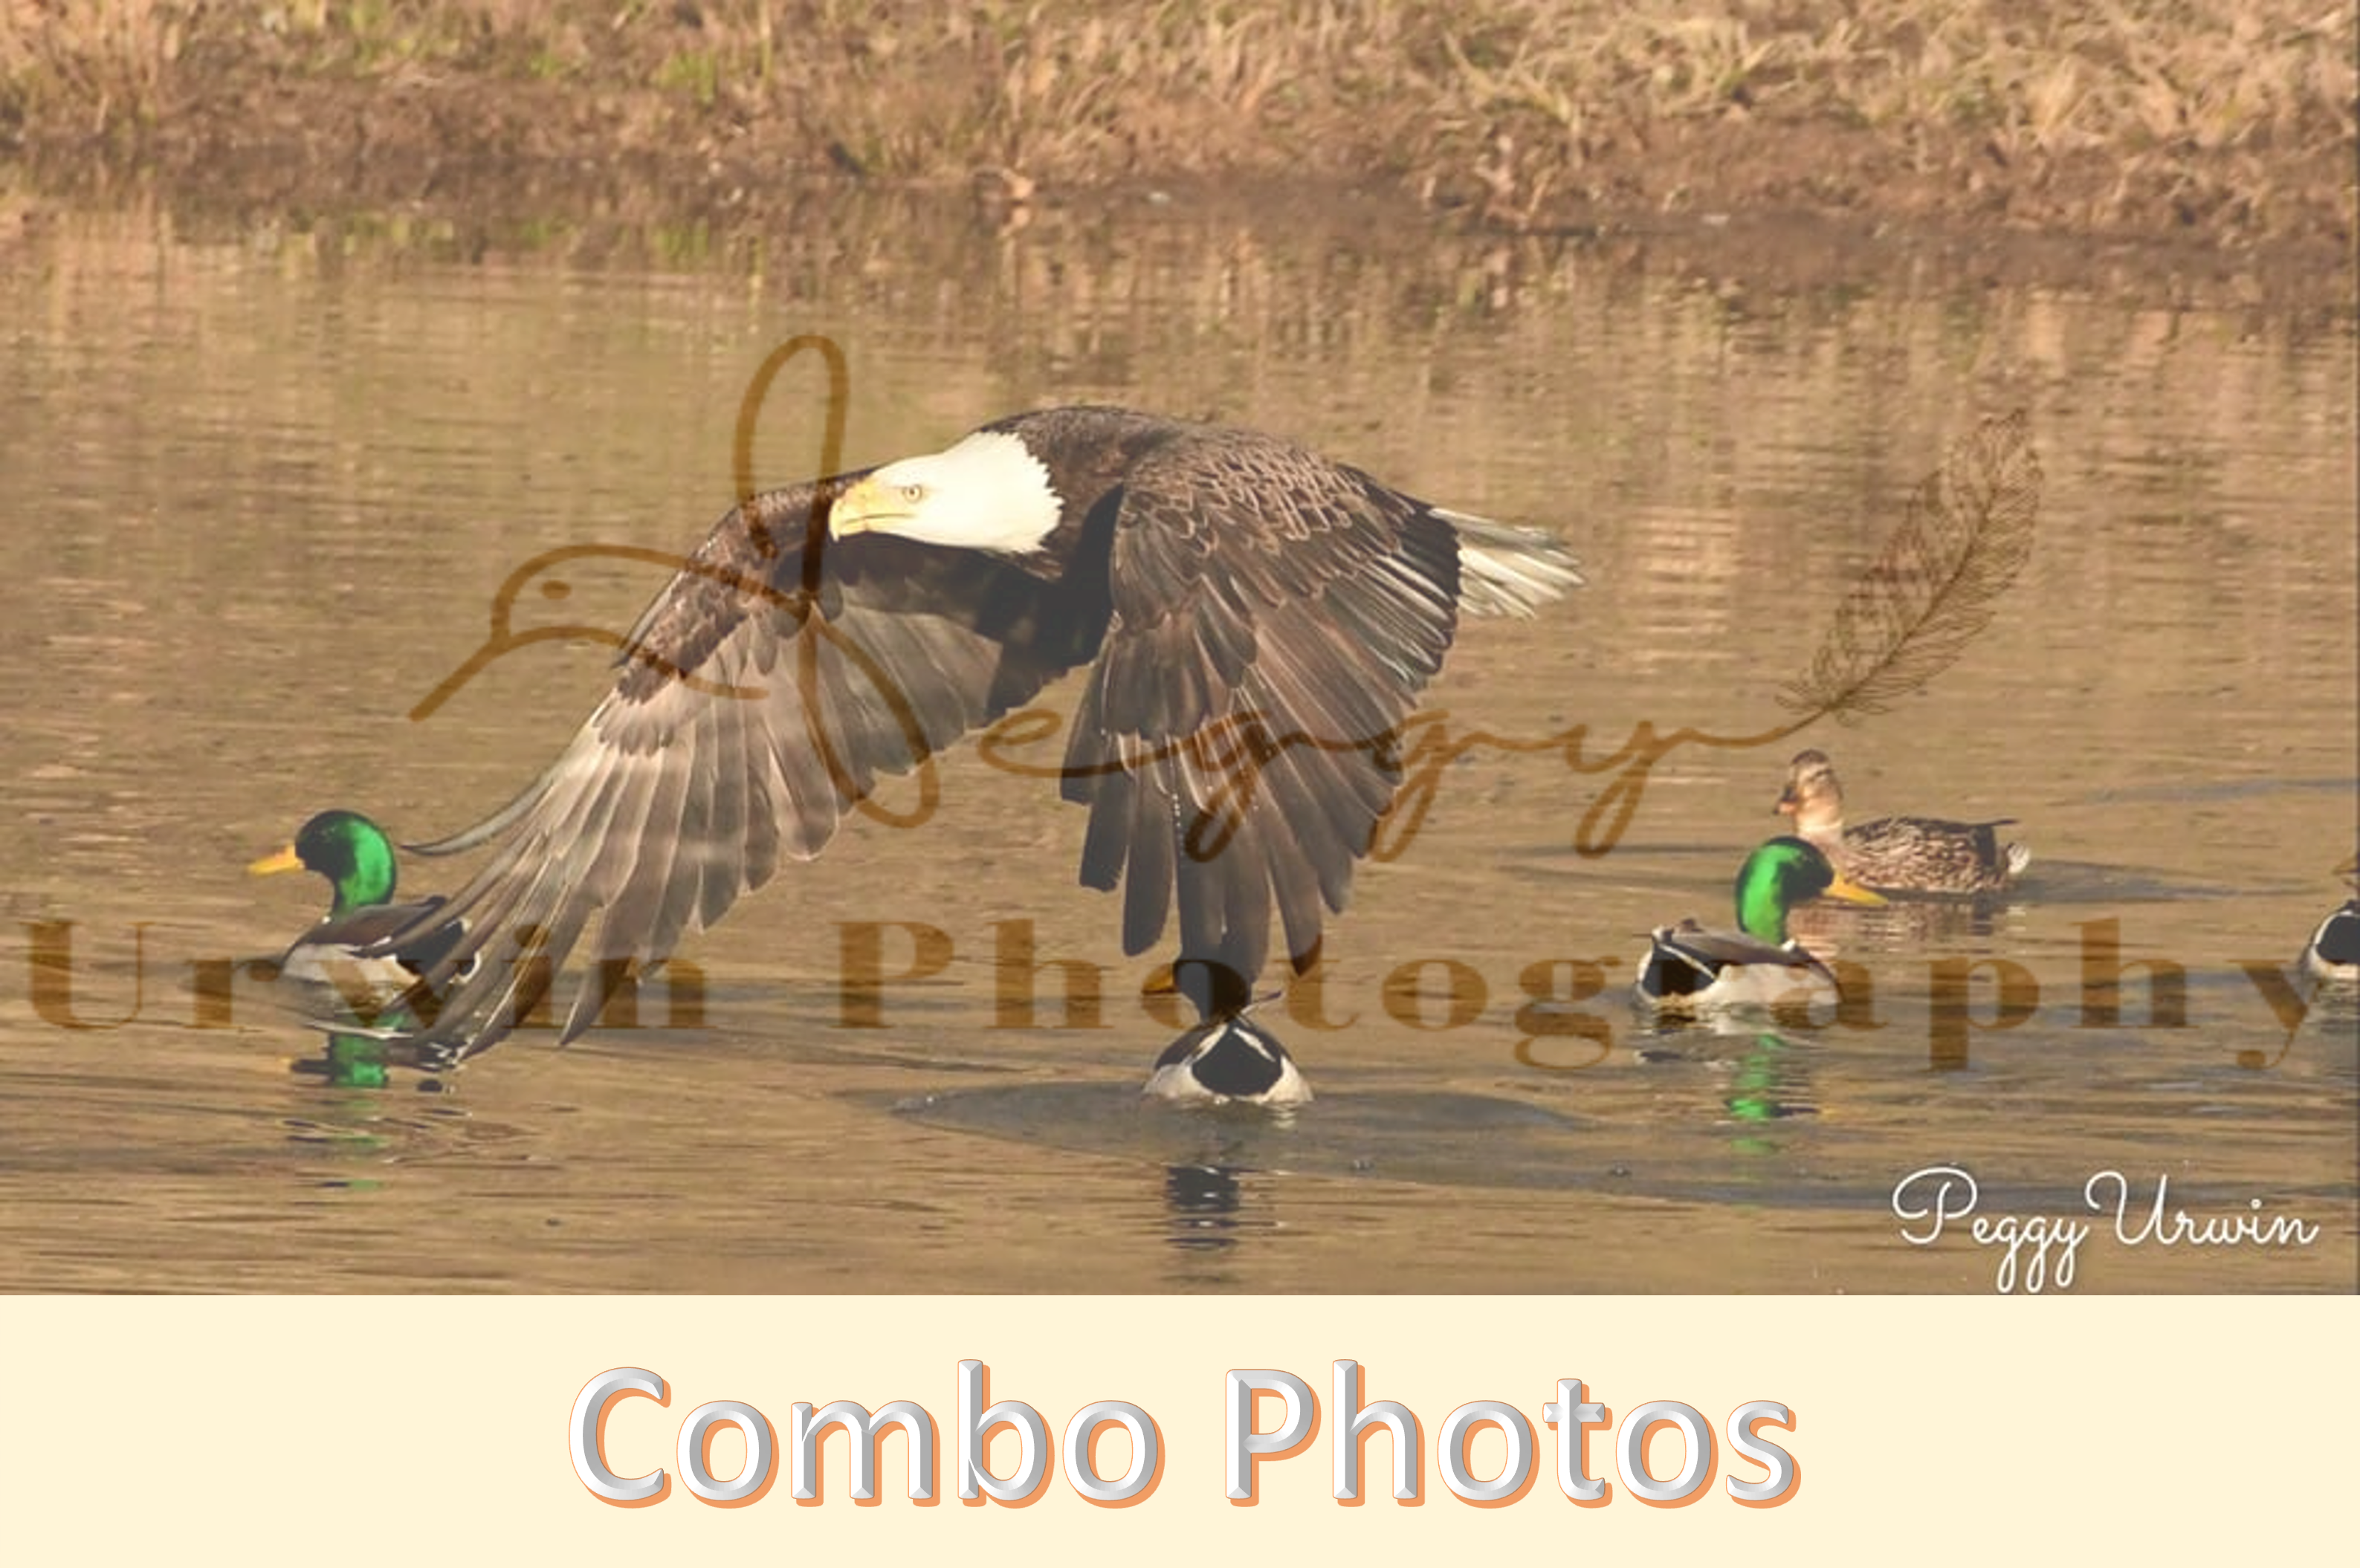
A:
[{"xmin": 1, "ymin": 191, "xmax": 2353, "ymax": 1292}]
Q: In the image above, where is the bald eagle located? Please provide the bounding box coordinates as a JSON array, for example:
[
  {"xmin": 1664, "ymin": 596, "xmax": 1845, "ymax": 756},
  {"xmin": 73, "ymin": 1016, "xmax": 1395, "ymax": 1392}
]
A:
[{"xmin": 381, "ymin": 406, "xmax": 1581, "ymax": 1103}]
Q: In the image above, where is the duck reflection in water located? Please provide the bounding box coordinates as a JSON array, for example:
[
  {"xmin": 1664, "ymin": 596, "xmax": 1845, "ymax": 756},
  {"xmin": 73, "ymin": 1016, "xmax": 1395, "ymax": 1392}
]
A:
[
  {"xmin": 1165, "ymin": 1164, "xmax": 1249, "ymax": 1253},
  {"xmin": 1632, "ymin": 1021, "xmax": 1820, "ymax": 1154}
]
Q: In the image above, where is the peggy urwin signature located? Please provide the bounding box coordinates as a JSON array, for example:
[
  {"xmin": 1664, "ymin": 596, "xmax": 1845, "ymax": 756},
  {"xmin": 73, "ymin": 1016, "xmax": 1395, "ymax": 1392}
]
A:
[{"xmin": 1889, "ymin": 1164, "xmax": 2321, "ymax": 1294}]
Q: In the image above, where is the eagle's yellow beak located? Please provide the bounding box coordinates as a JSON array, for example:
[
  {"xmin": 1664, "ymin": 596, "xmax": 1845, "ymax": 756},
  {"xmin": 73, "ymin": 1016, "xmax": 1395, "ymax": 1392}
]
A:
[
  {"xmin": 248, "ymin": 844, "xmax": 303, "ymax": 877},
  {"xmin": 828, "ymin": 475, "xmax": 914, "ymax": 539},
  {"xmin": 1822, "ymin": 872, "xmax": 1888, "ymax": 907}
]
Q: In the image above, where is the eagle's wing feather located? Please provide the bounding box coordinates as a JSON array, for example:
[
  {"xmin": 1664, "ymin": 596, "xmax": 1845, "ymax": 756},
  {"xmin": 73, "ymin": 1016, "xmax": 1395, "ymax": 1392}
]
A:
[
  {"xmin": 387, "ymin": 479, "xmax": 1082, "ymax": 1061},
  {"xmin": 1062, "ymin": 433, "xmax": 1462, "ymax": 998}
]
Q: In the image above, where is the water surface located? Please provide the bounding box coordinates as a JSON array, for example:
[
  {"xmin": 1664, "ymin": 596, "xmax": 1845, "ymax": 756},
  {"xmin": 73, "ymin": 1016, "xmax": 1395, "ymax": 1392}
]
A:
[{"xmin": 1, "ymin": 191, "xmax": 2353, "ymax": 1291}]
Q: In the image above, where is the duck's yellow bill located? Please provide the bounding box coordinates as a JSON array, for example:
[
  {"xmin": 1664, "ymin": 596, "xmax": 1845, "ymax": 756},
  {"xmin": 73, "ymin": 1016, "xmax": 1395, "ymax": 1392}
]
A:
[
  {"xmin": 248, "ymin": 845, "xmax": 303, "ymax": 876},
  {"xmin": 1823, "ymin": 873, "xmax": 1887, "ymax": 907}
]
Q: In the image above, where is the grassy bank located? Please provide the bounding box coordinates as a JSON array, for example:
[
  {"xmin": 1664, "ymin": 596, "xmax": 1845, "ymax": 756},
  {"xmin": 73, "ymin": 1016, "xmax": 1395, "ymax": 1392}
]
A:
[{"xmin": 3, "ymin": 1, "xmax": 2353, "ymax": 245}]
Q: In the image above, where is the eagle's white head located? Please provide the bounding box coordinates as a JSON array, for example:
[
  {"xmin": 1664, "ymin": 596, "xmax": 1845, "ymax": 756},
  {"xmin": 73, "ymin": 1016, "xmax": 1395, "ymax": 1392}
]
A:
[{"xmin": 827, "ymin": 430, "xmax": 1063, "ymax": 554}]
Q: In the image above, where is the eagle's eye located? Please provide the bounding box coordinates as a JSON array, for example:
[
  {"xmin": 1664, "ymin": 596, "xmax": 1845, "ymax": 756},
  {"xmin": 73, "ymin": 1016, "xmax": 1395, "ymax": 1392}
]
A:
[{"xmin": 899, "ymin": 482, "xmax": 926, "ymax": 503}]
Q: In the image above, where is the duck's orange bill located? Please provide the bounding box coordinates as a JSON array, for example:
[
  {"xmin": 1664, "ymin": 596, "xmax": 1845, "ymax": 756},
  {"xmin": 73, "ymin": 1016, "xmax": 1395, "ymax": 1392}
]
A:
[{"xmin": 248, "ymin": 845, "xmax": 303, "ymax": 876}]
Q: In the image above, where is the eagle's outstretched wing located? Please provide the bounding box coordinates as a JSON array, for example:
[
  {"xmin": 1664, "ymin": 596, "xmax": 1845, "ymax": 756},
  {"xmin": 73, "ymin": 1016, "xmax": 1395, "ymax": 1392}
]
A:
[{"xmin": 384, "ymin": 478, "xmax": 1087, "ymax": 1060}]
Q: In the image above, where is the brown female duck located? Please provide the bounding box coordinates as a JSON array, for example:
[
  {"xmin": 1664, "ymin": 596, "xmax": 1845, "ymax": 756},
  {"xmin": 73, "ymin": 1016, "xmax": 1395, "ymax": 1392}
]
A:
[{"xmin": 1774, "ymin": 749, "xmax": 2030, "ymax": 896}]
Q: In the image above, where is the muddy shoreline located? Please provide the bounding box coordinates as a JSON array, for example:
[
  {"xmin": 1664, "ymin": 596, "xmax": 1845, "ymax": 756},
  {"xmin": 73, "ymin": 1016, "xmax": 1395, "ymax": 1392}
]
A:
[
  {"xmin": 4, "ymin": 4, "xmax": 2352, "ymax": 305},
  {"xmin": 12, "ymin": 152, "xmax": 2349, "ymax": 316}
]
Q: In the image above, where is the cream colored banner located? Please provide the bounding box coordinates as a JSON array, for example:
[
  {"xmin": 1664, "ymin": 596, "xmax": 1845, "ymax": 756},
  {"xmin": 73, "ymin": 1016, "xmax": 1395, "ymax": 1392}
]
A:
[{"xmin": 10, "ymin": 1297, "xmax": 2350, "ymax": 1559}]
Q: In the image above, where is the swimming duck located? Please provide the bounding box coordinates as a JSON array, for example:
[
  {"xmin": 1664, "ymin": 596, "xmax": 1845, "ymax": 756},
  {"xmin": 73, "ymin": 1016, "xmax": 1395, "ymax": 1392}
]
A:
[
  {"xmin": 1637, "ymin": 835, "xmax": 1887, "ymax": 1014},
  {"xmin": 250, "ymin": 811, "xmax": 469, "ymax": 995},
  {"xmin": 1774, "ymin": 748, "xmax": 2029, "ymax": 895},
  {"xmin": 1143, "ymin": 1013, "xmax": 1311, "ymax": 1107},
  {"xmin": 250, "ymin": 810, "xmax": 471, "ymax": 1081},
  {"xmin": 2298, "ymin": 853, "xmax": 2359, "ymax": 986}
]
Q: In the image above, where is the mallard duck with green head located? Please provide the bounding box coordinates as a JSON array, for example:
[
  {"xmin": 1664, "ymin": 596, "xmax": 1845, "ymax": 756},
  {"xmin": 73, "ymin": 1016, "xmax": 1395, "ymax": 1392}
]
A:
[
  {"xmin": 249, "ymin": 809, "xmax": 471, "ymax": 1083},
  {"xmin": 1637, "ymin": 835, "xmax": 1887, "ymax": 1014},
  {"xmin": 1775, "ymin": 748, "xmax": 2029, "ymax": 896},
  {"xmin": 2298, "ymin": 853, "xmax": 2359, "ymax": 986}
]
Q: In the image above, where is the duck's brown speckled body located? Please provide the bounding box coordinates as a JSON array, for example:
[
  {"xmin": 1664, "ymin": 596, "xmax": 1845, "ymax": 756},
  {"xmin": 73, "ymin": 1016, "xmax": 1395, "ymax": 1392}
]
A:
[{"xmin": 1774, "ymin": 749, "xmax": 2030, "ymax": 897}]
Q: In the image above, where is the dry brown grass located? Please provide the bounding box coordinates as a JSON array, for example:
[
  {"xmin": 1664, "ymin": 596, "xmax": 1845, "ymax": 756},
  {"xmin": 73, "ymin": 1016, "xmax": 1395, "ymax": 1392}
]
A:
[
  {"xmin": 3, "ymin": 1, "xmax": 2353, "ymax": 240},
  {"xmin": 1, "ymin": 0, "xmax": 195, "ymax": 135}
]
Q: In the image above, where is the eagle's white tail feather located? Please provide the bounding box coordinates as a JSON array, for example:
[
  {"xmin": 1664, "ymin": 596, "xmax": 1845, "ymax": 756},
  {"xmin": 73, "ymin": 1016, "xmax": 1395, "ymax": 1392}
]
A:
[{"xmin": 1434, "ymin": 507, "xmax": 1586, "ymax": 617}]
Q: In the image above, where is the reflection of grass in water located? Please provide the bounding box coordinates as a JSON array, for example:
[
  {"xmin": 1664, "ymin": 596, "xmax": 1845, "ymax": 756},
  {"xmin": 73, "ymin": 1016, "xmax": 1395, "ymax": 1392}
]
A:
[
  {"xmin": 11, "ymin": 184, "xmax": 2346, "ymax": 823},
  {"xmin": 3, "ymin": 1, "xmax": 2351, "ymax": 237}
]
